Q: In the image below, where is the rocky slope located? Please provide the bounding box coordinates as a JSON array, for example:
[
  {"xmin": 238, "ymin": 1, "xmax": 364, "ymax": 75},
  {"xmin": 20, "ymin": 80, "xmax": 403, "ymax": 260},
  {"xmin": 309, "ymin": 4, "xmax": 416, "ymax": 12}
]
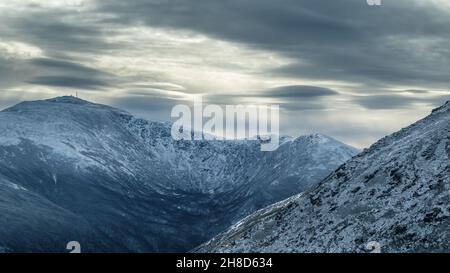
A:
[
  {"xmin": 0, "ymin": 96, "xmax": 357, "ymax": 252},
  {"xmin": 196, "ymin": 100, "xmax": 450, "ymax": 253}
]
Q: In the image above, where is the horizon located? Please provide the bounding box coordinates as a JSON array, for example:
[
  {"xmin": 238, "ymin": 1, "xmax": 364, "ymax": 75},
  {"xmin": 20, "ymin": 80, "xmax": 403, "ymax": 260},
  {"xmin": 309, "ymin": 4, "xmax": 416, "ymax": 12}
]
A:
[
  {"xmin": 0, "ymin": 94, "xmax": 359, "ymax": 148},
  {"xmin": 1, "ymin": 0, "xmax": 450, "ymax": 148},
  {"xmin": 0, "ymin": 93, "xmax": 447, "ymax": 150}
]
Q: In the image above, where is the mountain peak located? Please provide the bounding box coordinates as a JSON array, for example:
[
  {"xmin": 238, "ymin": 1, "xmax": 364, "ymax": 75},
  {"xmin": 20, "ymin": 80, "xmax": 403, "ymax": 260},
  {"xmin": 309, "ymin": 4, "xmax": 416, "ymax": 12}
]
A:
[
  {"xmin": 45, "ymin": 96, "xmax": 90, "ymax": 105},
  {"xmin": 306, "ymin": 133, "xmax": 329, "ymax": 141},
  {"xmin": 431, "ymin": 99, "xmax": 450, "ymax": 114},
  {"xmin": 294, "ymin": 133, "xmax": 341, "ymax": 146},
  {"xmin": 195, "ymin": 99, "xmax": 450, "ymax": 253},
  {"xmin": 3, "ymin": 96, "xmax": 130, "ymax": 118},
  {"xmin": 0, "ymin": 95, "xmax": 358, "ymax": 252}
]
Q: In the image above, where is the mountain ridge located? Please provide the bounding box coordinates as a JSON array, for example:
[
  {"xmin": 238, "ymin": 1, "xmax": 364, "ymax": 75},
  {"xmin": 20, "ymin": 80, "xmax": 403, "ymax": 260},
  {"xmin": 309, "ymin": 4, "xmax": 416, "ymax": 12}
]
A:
[
  {"xmin": 0, "ymin": 96, "xmax": 358, "ymax": 252},
  {"xmin": 195, "ymin": 99, "xmax": 450, "ymax": 253}
]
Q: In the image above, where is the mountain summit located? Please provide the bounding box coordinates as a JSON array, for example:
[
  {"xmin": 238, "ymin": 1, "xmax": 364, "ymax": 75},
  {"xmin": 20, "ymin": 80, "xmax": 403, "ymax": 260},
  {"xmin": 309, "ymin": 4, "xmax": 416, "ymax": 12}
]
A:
[
  {"xmin": 0, "ymin": 97, "xmax": 357, "ymax": 252},
  {"xmin": 195, "ymin": 100, "xmax": 450, "ymax": 253}
]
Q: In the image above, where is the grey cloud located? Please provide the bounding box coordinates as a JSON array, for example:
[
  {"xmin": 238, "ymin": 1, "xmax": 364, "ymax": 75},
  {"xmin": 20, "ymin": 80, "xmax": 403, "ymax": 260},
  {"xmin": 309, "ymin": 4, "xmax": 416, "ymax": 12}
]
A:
[
  {"xmin": 204, "ymin": 85, "xmax": 338, "ymax": 102},
  {"xmin": 25, "ymin": 58, "xmax": 118, "ymax": 90},
  {"xmin": 29, "ymin": 58, "xmax": 110, "ymax": 76},
  {"xmin": 424, "ymin": 95, "xmax": 450, "ymax": 107},
  {"xmin": 203, "ymin": 94, "xmax": 258, "ymax": 105},
  {"xmin": 1, "ymin": 8, "xmax": 110, "ymax": 57},
  {"xmin": 112, "ymin": 95, "xmax": 188, "ymax": 112},
  {"xmin": 261, "ymin": 85, "xmax": 339, "ymax": 111},
  {"xmin": 353, "ymin": 95, "xmax": 418, "ymax": 110},
  {"xmin": 202, "ymin": 85, "xmax": 338, "ymax": 111},
  {"xmin": 0, "ymin": 8, "xmax": 115, "ymax": 91},
  {"xmin": 97, "ymin": 0, "xmax": 359, "ymax": 45},
  {"xmin": 1, "ymin": 0, "xmax": 449, "ymax": 149},
  {"xmin": 110, "ymin": 95, "xmax": 192, "ymax": 121},
  {"xmin": 128, "ymin": 83, "xmax": 186, "ymax": 92},
  {"xmin": 3, "ymin": 0, "xmax": 449, "ymax": 92},
  {"xmin": 96, "ymin": 0, "xmax": 450, "ymax": 89},
  {"xmin": 281, "ymin": 101, "xmax": 330, "ymax": 111},
  {"xmin": 126, "ymin": 89, "xmax": 190, "ymax": 101},
  {"xmin": 27, "ymin": 76, "xmax": 109, "ymax": 90},
  {"xmin": 402, "ymin": 89, "xmax": 431, "ymax": 94},
  {"xmin": 353, "ymin": 94, "xmax": 450, "ymax": 110},
  {"xmin": 0, "ymin": 58, "xmax": 38, "ymax": 89},
  {"xmin": 263, "ymin": 85, "xmax": 338, "ymax": 98}
]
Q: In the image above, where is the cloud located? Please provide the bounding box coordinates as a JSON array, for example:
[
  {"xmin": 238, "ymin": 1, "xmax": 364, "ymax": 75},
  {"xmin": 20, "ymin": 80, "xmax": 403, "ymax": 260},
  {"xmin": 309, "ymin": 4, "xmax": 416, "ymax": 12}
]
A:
[
  {"xmin": 127, "ymin": 83, "xmax": 186, "ymax": 92},
  {"xmin": 353, "ymin": 94, "xmax": 450, "ymax": 110},
  {"xmin": 201, "ymin": 85, "xmax": 338, "ymax": 111},
  {"xmin": 25, "ymin": 57, "xmax": 116, "ymax": 90},
  {"xmin": 0, "ymin": 57, "xmax": 40, "ymax": 89},
  {"xmin": 353, "ymin": 95, "xmax": 418, "ymax": 110},
  {"xmin": 402, "ymin": 89, "xmax": 430, "ymax": 94},
  {"xmin": 2, "ymin": 6, "xmax": 109, "ymax": 56},
  {"xmin": 0, "ymin": 4, "xmax": 115, "ymax": 90},
  {"xmin": 109, "ymin": 95, "xmax": 192, "ymax": 121},
  {"xmin": 29, "ymin": 58, "xmax": 110, "ymax": 76},
  {"xmin": 263, "ymin": 85, "xmax": 338, "ymax": 98},
  {"xmin": 0, "ymin": 0, "xmax": 450, "ymax": 149},
  {"xmin": 112, "ymin": 95, "xmax": 187, "ymax": 111},
  {"xmin": 27, "ymin": 76, "xmax": 109, "ymax": 90},
  {"xmin": 96, "ymin": 0, "xmax": 450, "ymax": 89}
]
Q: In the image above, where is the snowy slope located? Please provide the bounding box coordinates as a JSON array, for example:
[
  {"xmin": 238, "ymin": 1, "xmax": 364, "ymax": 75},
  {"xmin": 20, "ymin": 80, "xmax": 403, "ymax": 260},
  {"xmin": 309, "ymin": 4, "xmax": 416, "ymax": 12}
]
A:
[
  {"xmin": 195, "ymin": 100, "xmax": 450, "ymax": 253},
  {"xmin": 0, "ymin": 96, "xmax": 357, "ymax": 252}
]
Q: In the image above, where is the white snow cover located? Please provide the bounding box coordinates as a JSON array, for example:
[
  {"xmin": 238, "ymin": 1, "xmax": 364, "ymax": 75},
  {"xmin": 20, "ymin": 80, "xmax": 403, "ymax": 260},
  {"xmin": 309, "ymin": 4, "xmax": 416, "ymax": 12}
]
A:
[
  {"xmin": 0, "ymin": 96, "xmax": 357, "ymax": 194},
  {"xmin": 195, "ymin": 100, "xmax": 450, "ymax": 253},
  {"xmin": 0, "ymin": 96, "xmax": 358, "ymax": 252}
]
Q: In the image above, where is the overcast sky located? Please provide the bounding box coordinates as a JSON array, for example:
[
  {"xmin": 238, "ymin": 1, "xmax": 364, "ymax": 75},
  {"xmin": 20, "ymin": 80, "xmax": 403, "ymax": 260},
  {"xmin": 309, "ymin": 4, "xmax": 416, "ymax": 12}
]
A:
[{"xmin": 1, "ymin": 0, "xmax": 449, "ymax": 148}]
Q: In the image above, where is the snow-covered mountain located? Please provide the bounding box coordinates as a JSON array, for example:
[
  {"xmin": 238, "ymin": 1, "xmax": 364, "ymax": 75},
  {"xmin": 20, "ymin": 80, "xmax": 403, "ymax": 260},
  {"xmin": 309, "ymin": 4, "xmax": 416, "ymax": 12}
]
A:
[
  {"xmin": 0, "ymin": 96, "xmax": 357, "ymax": 252},
  {"xmin": 195, "ymin": 100, "xmax": 450, "ymax": 253}
]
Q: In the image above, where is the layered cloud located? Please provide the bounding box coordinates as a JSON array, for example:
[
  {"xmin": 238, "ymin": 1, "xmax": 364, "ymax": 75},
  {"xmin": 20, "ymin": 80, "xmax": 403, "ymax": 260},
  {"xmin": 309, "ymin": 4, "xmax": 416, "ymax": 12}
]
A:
[{"xmin": 0, "ymin": 0, "xmax": 449, "ymax": 147}]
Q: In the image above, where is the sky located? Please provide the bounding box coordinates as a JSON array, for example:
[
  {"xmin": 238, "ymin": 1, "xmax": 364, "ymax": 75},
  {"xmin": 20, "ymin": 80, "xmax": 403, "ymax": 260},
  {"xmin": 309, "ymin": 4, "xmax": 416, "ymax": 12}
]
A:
[{"xmin": 0, "ymin": 0, "xmax": 450, "ymax": 148}]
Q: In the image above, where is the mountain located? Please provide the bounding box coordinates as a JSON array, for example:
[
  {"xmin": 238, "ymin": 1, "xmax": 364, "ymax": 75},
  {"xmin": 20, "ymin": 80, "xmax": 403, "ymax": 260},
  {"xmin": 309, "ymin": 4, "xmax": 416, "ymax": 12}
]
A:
[
  {"xmin": 0, "ymin": 96, "xmax": 357, "ymax": 252},
  {"xmin": 195, "ymin": 100, "xmax": 450, "ymax": 253}
]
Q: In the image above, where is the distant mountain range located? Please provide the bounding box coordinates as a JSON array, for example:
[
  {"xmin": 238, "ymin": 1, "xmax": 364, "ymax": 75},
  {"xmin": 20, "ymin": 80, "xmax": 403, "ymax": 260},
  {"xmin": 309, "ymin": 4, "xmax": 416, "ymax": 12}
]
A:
[
  {"xmin": 196, "ymin": 100, "xmax": 450, "ymax": 253},
  {"xmin": 0, "ymin": 96, "xmax": 357, "ymax": 252}
]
